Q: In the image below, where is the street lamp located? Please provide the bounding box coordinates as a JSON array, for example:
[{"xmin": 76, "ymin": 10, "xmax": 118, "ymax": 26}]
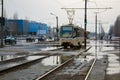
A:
[{"xmin": 50, "ymin": 13, "xmax": 59, "ymax": 41}]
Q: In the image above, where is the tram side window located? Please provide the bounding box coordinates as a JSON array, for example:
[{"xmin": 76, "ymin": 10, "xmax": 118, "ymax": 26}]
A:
[
  {"xmin": 73, "ymin": 28, "xmax": 77, "ymax": 38},
  {"xmin": 74, "ymin": 28, "xmax": 84, "ymax": 37}
]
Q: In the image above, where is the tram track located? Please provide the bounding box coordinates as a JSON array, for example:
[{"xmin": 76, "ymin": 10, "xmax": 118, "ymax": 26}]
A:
[
  {"xmin": 0, "ymin": 46, "xmax": 93, "ymax": 80},
  {"xmin": 0, "ymin": 46, "xmax": 73, "ymax": 74},
  {"xmin": 0, "ymin": 53, "xmax": 64, "ymax": 80},
  {"xmin": 34, "ymin": 55, "xmax": 74, "ymax": 80},
  {"xmin": 0, "ymin": 47, "xmax": 63, "ymax": 74},
  {"xmin": 0, "ymin": 53, "xmax": 68, "ymax": 75},
  {"xmin": 34, "ymin": 46, "xmax": 94, "ymax": 80},
  {"xmin": 35, "ymin": 57, "xmax": 96, "ymax": 80},
  {"xmin": 0, "ymin": 54, "xmax": 49, "ymax": 74}
]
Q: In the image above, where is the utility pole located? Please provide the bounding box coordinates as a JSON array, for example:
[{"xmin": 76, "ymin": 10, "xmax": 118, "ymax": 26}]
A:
[
  {"xmin": 95, "ymin": 12, "xmax": 97, "ymax": 40},
  {"xmin": 0, "ymin": 0, "xmax": 5, "ymax": 48},
  {"xmin": 84, "ymin": 0, "xmax": 87, "ymax": 49},
  {"xmin": 1, "ymin": 0, "xmax": 3, "ymax": 17},
  {"xmin": 56, "ymin": 16, "xmax": 59, "ymax": 41}
]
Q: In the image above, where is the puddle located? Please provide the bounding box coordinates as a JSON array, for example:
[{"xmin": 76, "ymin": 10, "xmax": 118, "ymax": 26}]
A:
[
  {"xmin": 41, "ymin": 55, "xmax": 72, "ymax": 66},
  {"xmin": 41, "ymin": 56, "xmax": 61, "ymax": 66},
  {"xmin": 41, "ymin": 47, "xmax": 58, "ymax": 51},
  {"xmin": 26, "ymin": 56, "xmax": 45, "ymax": 61}
]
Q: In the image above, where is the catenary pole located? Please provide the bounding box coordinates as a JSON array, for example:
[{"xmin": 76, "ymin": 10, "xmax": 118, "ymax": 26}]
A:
[
  {"xmin": 84, "ymin": 0, "xmax": 87, "ymax": 49},
  {"xmin": 0, "ymin": 0, "xmax": 4, "ymax": 48}
]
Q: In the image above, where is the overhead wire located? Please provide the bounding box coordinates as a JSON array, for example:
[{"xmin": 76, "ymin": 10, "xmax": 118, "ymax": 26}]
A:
[{"xmin": 54, "ymin": 0, "xmax": 84, "ymax": 21}]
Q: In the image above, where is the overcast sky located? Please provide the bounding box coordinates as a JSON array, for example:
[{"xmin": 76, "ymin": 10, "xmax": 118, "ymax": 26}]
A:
[{"xmin": 2, "ymin": 0, "xmax": 120, "ymax": 33}]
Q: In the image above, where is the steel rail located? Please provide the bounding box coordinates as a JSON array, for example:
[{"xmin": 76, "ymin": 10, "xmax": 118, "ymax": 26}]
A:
[
  {"xmin": 0, "ymin": 53, "xmax": 50, "ymax": 73},
  {"xmin": 34, "ymin": 57, "xmax": 74, "ymax": 80},
  {"xmin": 84, "ymin": 58, "xmax": 97, "ymax": 80}
]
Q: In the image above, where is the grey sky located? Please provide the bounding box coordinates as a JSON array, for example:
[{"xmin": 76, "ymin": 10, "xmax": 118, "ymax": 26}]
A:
[{"xmin": 2, "ymin": 0, "xmax": 120, "ymax": 32}]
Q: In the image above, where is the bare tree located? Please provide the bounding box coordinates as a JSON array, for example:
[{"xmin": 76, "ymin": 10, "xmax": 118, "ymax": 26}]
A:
[
  {"xmin": 3, "ymin": 9, "xmax": 7, "ymax": 18},
  {"xmin": 114, "ymin": 15, "xmax": 120, "ymax": 36},
  {"xmin": 13, "ymin": 12, "xmax": 18, "ymax": 19},
  {"xmin": 108, "ymin": 25, "xmax": 113, "ymax": 36}
]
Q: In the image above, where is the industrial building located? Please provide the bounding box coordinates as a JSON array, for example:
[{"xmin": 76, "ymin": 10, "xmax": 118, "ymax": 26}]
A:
[{"xmin": 5, "ymin": 19, "xmax": 48, "ymax": 36}]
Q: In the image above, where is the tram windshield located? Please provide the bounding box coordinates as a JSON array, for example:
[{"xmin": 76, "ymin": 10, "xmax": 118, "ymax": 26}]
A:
[{"xmin": 60, "ymin": 26, "xmax": 73, "ymax": 38}]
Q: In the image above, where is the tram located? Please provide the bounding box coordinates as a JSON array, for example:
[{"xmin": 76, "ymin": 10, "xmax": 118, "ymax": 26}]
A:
[{"xmin": 60, "ymin": 24, "xmax": 84, "ymax": 48}]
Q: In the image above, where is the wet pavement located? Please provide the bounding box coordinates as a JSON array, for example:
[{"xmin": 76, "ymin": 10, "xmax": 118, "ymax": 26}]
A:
[
  {"xmin": 104, "ymin": 42, "xmax": 120, "ymax": 80},
  {"xmin": 0, "ymin": 55, "xmax": 70, "ymax": 80},
  {"xmin": 0, "ymin": 55, "xmax": 45, "ymax": 71},
  {"xmin": 0, "ymin": 40, "xmax": 120, "ymax": 80},
  {"xmin": 88, "ymin": 40, "xmax": 120, "ymax": 80},
  {"xmin": 0, "ymin": 43, "xmax": 59, "ymax": 61}
]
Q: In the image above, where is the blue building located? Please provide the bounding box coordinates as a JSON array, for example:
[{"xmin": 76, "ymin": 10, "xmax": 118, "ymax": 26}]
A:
[
  {"xmin": 5, "ymin": 19, "xmax": 48, "ymax": 36},
  {"xmin": 28, "ymin": 21, "xmax": 39, "ymax": 35},
  {"xmin": 16, "ymin": 20, "xmax": 29, "ymax": 35},
  {"xmin": 28, "ymin": 21, "xmax": 48, "ymax": 35},
  {"xmin": 37, "ymin": 23, "xmax": 48, "ymax": 35},
  {"xmin": 5, "ymin": 19, "xmax": 29, "ymax": 35}
]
